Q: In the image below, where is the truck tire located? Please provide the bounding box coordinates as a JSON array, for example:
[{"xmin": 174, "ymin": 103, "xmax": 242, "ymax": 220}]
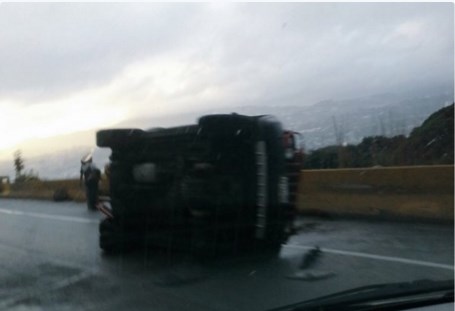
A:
[
  {"xmin": 97, "ymin": 129, "xmax": 144, "ymax": 149},
  {"xmin": 198, "ymin": 114, "xmax": 255, "ymax": 137},
  {"xmin": 99, "ymin": 218, "xmax": 137, "ymax": 254}
]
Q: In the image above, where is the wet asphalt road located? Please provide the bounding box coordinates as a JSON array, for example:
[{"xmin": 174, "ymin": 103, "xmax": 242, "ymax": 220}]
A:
[{"xmin": 0, "ymin": 199, "xmax": 453, "ymax": 311}]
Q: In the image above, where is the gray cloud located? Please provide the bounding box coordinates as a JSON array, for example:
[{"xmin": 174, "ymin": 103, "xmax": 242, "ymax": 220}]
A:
[
  {"xmin": 0, "ymin": 2, "xmax": 453, "ymax": 107},
  {"xmin": 0, "ymin": 3, "xmax": 204, "ymax": 100}
]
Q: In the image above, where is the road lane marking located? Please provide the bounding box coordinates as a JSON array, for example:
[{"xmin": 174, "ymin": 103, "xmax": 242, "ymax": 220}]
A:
[
  {"xmin": 0, "ymin": 208, "xmax": 99, "ymax": 224},
  {"xmin": 283, "ymin": 244, "xmax": 454, "ymax": 271}
]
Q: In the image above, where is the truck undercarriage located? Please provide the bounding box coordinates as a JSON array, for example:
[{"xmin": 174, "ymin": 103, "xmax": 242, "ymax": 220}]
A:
[{"xmin": 96, "ymin": 114, "xmax": 302, "ymax": 256}]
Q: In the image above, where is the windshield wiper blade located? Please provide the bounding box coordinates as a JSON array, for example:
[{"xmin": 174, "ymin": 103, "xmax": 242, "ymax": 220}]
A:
[{"xmin": 269, "ymin": 279, "xmax": 454, "ymax": 311}]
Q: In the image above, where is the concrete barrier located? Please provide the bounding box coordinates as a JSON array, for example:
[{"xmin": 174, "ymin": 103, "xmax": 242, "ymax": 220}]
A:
[{"xmin": 297, "ymin": 165, "xmax": 454, "ymax": 222}]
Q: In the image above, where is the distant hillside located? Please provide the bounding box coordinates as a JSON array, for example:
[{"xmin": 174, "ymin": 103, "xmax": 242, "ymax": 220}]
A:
[
  {"xmin": 403, "ymin": 104, "xmax": 454, "ymax": 165},
  {"xmin": 305, "ymin": 104, "xmax": 454, "ymax": 169},
  {"xmin": 229, "ymin": 93, "xmax": 453, "ymax": 151}
]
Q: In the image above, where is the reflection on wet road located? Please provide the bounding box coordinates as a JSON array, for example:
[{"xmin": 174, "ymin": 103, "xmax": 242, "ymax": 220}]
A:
[{"xmin": 0, "ymin": 199, "xmax": 453, "ymax": 311}]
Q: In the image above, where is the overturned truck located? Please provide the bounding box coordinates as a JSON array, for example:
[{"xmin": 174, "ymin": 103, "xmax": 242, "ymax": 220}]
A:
[{"xmin": 96, "ymin": 113, "xmax": 303, "ymax": 255}]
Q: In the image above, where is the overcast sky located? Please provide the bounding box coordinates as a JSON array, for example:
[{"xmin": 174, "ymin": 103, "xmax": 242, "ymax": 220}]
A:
[{"xmin": 0, "ymin": 2, "xmax": 453, "ymax": 154}]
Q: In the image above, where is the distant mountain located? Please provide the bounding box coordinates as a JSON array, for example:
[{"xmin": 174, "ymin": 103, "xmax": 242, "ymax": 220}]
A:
[
  {"xmin": 305, "ymin": 104, "xmax": 454, "ymax": 169},
  {"xmin": 226, "ymin": 93, "xmax": 453, "ymax": 151},
  {"xmin": 0, "ymin": 91, "xmax": 452, "ymax": 179},
  {"xmin": 403, "ymin": 104, "xmax": 454, "ymax": 165}
]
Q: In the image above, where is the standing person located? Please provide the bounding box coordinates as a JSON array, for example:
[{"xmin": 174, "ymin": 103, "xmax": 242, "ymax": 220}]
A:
[{"xmin": 80, "ymin": 154, "xmax": 101, "ymax": 211}]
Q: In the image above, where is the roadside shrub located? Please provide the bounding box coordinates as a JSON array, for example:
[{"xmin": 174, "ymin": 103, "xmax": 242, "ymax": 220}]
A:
[
  {"xmin": 15, "ymin": 170, "xmax": 41, "ymax": 183},
  {"xmin": 53, "ymin": 187, "xmax": 70, "ymax": 202}
]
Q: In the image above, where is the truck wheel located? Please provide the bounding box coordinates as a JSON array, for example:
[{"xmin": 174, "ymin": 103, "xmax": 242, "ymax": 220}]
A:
[
  {"xmin": 99, "ymin": 218, "xmax": 135, "ymax": 254},
  {"xmin": 100, "ymin": 218, "xmax": 119, "ymax": 253},
  {"xmin": 100, "ymin": 217, "xmax": 116, "ymax": 233},
  {"xmin": 198, "ymin": 114, "xmax": 255, "ymax": 137},
  {"xmin": 97, "ymin": 129, "xmax": 144, "ymax": 149}
]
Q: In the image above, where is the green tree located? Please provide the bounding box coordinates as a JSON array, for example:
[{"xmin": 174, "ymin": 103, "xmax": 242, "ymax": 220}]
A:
[{"xmin": 13, "ymin": 150, "xmax": 24, "ymax": 180}]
